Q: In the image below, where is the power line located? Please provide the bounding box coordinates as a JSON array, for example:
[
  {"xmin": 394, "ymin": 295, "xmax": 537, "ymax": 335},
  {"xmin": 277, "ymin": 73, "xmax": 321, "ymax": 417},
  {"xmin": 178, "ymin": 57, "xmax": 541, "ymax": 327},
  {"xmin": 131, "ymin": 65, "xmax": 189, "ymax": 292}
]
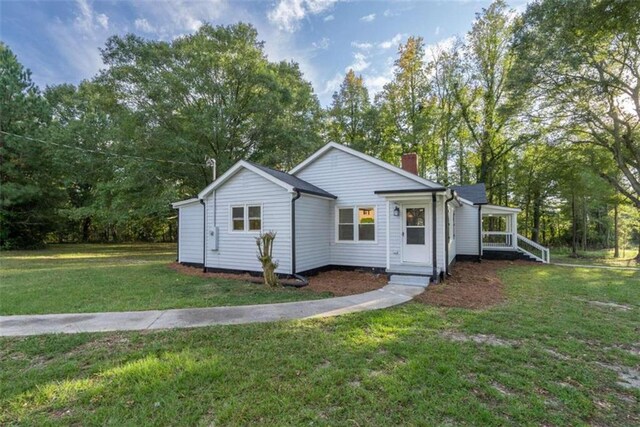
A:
[{"xmin": 0, "ymin": 130, "xmax": 205, "ymax": 167}]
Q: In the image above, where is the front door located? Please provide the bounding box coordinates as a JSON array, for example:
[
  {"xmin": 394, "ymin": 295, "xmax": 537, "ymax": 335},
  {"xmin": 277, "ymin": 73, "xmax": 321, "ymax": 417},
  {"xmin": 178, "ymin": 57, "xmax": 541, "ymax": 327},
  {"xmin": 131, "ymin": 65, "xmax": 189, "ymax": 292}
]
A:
[{"xmin": 402, "ymin": 205, "xmax": 429, "ymax": 264}]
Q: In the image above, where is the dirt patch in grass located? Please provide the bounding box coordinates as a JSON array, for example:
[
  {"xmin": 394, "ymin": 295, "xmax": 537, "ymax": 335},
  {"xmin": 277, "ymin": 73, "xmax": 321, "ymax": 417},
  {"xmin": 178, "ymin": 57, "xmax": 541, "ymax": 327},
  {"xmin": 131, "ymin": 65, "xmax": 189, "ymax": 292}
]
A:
[
  {"xmin": 305, "ymin": 270, "xmax": 387, "ymax": 296},
  {"xmin": 416, "ymin": 260, "xmax": 529, "ymax": 309},
  {"xmin": 440, "ymin": 331, "xmax": 519, "ymax": 347},
  {"xmin": 169, "ymin": 263, "xmax": 387, "ymax": 296}
]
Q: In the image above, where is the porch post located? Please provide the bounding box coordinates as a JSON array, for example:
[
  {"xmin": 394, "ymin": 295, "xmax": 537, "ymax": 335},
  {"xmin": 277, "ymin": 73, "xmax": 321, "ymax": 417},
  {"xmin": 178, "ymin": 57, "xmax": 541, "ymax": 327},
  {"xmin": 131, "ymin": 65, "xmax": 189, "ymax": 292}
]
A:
[
  {"xmin": 512, "ymin": 213, "xmax": 518, "ymax": 250},
  {"xmin": 386, "ymin": 200, "xmax": 390, "ymax": 270},
  {"xmin": 432, "ymin": 193, "xmax": 437, "ymax": 279}
]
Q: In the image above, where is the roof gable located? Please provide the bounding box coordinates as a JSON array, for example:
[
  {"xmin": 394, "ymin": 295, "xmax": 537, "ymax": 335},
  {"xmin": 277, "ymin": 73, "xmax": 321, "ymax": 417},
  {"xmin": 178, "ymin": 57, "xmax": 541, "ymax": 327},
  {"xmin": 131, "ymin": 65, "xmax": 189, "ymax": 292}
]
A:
[
  {"xmin": 290, "ymin": 142, "xmax": 443, "ymax": 189},
  {"xmin": 451, "ymin": 183, "xmax": 488, "ymax": 205},
  {"xmin": 246, "ymin": 162, "xmax": 336, "ymax": 199},
  {"xmin": 197, "ymin": 160, "xmax": 336, "ymax": 200}
]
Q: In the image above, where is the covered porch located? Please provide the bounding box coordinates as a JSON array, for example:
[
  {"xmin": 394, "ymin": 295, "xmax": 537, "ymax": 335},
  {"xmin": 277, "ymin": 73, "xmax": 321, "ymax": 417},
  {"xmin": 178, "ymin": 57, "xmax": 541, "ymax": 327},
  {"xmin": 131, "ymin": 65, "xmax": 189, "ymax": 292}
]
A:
[
  {"xmin": 481, "ymin": 204, "xmax": 550, "ymax": 263},
  {"xmin": 375, "ymin": 189, "xmax": 452, "ymax": 280}
]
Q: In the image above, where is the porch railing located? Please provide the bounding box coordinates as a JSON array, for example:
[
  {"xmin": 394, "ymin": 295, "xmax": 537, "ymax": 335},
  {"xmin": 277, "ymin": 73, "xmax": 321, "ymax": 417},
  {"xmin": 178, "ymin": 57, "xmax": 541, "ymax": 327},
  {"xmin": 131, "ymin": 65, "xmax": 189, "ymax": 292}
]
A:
[
  {"xmin": 516, "ymin": 234, "xmax": 550, "ymax": 263},
  {"xmin": 482, "ymin": 231, "xmax": 514, "ymax": 248},
  {"xmin": 482, "ymin": 232, "xmax": 550, "ymax": 263}
]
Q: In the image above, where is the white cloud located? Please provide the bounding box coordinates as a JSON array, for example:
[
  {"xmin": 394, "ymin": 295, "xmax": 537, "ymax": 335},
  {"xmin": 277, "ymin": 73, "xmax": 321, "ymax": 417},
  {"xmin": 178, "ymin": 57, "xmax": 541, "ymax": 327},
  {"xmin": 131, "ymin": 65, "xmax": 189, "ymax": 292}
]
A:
[
  {"xmin": 312, "ymin": 37, "xmax": 330, "ymax": 50},
  {"xmin": 96, "ymin": 14, "xmax": 109, "ymax": 30},
  {"xmin": 268, "ymin": 0, "xmax": 337, "ymax": 32},
  {"xmin": 435, "ymin": 26, "xmax": 441, "ymax": 35},
  {"xmin": 321, "ymin": 72, "xmax": 344, "ymax": 96},
  {"xmin": 424, "ymin": 36, "xmax": 457, "ymax": 62},
  {"xmin": 351, "ymin": 41, "xmax": 373, "ymax": 50},
  {"xmin": 382, "ymin": 9, "xmax": 397, "ymax": 17},
  {"xmin": 134, "ymin": 18, "xmax": 155, "ymax": 33},
  {"xmin": 360, "ymin": 13, "xmax": 376, "ymax": 22},
  {"xmin": 73, "ymin": 0, "xmax": 109, "ymax": 33},
  {"xmin": 378, "ymin": 33, "xmax": 403, "ymax": 50},
  {"xmin": 131, "ymin": 0, "xmax": 226, "ymax": 37},
  {"xmin": 346, "ymin": 52, "xmax": 370, "ymax": 72},
  {"xmin": 323, "ymin": 14, "xmax": 335, "ymax": 21}
]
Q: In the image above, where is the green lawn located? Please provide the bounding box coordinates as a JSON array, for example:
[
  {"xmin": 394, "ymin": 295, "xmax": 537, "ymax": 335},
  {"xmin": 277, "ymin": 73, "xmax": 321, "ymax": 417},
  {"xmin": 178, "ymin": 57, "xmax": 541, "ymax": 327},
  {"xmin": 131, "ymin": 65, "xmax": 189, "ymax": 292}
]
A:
[
  {"xmin": 0, "ymin": 244, "xmax": 329, "ymax": 315},
  {"xmin": 1, "ymin": 257, "xmax": 638, "ymax": 425},
  {"xmin": 551, "ymin": 247, "xmax": 640, "ymax": 267}
]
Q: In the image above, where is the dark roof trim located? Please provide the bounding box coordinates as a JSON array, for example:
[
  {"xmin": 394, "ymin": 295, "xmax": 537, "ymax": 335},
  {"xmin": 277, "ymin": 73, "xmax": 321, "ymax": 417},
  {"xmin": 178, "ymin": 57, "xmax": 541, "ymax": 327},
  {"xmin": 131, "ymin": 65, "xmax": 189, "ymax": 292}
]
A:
[
  {"xmin": 374, "ymin": 188, "xmax": 447, "ymax": 194},
  {"xmin": 295, "ymin": 187, "xmax": 338, "ymax": 199}
]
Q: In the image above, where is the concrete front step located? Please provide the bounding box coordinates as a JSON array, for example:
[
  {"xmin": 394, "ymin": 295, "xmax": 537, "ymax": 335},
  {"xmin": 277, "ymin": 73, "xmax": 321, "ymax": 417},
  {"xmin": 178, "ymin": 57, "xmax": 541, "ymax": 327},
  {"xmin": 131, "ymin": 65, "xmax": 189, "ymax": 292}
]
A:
[{"xmin": 388, "ymin": 274, "xmax": 430, "ymax": 288}]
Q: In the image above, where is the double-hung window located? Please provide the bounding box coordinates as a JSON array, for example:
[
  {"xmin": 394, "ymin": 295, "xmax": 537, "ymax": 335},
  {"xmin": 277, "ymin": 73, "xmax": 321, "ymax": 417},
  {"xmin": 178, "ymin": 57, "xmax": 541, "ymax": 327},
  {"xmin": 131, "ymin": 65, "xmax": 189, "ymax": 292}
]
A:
[
  {"xmin": 231, "ymin": 204, "xmax": 261, "ymax": 232},
  {"xmin": 337, "ymin": 206, "xmax": 376, "ymax": 242}
]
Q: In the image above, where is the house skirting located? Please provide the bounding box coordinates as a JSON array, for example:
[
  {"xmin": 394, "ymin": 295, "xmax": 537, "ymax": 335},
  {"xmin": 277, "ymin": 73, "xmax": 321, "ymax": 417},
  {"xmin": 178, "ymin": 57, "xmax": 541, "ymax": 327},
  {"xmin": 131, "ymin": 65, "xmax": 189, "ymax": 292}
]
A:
[
  {"xmin": 297, "ymin": 264, "xmax": 387, "ymax": 277},
  {"xmin": 455, "ymin": 254, "xmax": 481, "ymax": 262}
]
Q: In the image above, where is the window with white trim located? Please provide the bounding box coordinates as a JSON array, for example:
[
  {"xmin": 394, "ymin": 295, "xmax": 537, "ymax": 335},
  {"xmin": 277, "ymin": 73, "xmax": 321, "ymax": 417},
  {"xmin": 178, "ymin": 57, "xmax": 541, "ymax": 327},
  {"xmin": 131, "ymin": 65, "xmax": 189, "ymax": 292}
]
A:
[
  {"xmin": 231, "ymin": 204, "xmax": 261, "ymax": 232},
  {"xmin": 358, "ymin": 207, "xmax": 375, "ymax": 241},
  {"xmin": 248, "ymin": 206, "xmax": 261, "ymax": 231},
  {"xmin": 338, "ymin": 208, "xmax": 354, "ymax": 241},
  {"xmin": 232, "ymin": 206, "xmax": 245, "ymax": 231},
  {"xmin": 337, "ymin": 206, "xmax": 376, "ymax": 242}
]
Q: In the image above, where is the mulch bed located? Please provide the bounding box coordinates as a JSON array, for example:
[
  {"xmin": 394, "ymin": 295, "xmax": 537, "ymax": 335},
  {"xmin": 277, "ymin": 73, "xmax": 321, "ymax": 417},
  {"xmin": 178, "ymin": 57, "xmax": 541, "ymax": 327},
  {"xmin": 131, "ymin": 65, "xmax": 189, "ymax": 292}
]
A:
[
  {"xmin": 306, "ymin": 270, "xmax": 388, "ymax": 296},
  {"xmin": 169, "ymin": 263, "xmax": 387, "ymax": 296},
  {"xmin": 416, "ymin": 260, "xmax": 530, "ymax": 310}
]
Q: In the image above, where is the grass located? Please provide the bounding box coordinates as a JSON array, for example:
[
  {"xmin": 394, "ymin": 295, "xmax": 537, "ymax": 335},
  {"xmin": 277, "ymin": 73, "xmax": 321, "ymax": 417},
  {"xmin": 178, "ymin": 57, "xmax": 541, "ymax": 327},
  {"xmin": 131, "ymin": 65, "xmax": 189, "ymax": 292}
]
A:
[
  {"xmin": 0, "ymin": 244, "xmax": 330, "ymax": 315},
  {"xmin": 551, "ymin": 247, "xmax": 640, "ymax": 267},
  {"xmin": 1, "ymin": 250, "xmax": 638, "ymax": 425}
]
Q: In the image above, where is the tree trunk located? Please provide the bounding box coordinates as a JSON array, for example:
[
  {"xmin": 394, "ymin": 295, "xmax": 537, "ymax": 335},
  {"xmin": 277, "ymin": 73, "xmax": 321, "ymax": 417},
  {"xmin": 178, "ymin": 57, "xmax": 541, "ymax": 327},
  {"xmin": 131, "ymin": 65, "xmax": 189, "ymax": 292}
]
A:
[
  {"xmin": 582, "ymin": 197, "xmax": 588, "ymax": 251},
  {"xmin": 81, "ymin": 217, "xmax": 91, "ymax": 243},
  {"xmin": 532, "ymin": 190, "xmax": 542, "ymax": 243},
  {"xmin": 571, "ymin": 192, "xmax": 578, "ymax": 256},
  {"xmin": 614, "ymin": 202, "xmax": 620, "ymax": 258}
]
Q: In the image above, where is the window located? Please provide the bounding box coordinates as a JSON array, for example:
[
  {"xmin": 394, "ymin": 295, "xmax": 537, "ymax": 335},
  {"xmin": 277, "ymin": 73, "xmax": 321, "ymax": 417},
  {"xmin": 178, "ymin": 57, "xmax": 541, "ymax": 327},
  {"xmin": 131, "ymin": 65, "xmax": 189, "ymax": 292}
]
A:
[
  {"xmin": 232, "ymin": 206, "xmax": 245, "ymax": 231},
  {"xmin": 231, "ymin": 204, "xmax": 262, "ymax": 232},
  {"xmin": 358, "ymin": 207, "xmax": 375, "ymax": 241},
  {"xmin": 337, "ymin": 206, "xmax": 376, "ymax": 242},
  {"xmin": 338, "ymin": 208, "xmax": 354, "ymax": 241},
  {"xmin": 405, "ymin": 207, "xmax": 425, "ymax": 245},
  {"xmin": 248, "ymin": 206, "xmax": 261, "ymax": 231}
]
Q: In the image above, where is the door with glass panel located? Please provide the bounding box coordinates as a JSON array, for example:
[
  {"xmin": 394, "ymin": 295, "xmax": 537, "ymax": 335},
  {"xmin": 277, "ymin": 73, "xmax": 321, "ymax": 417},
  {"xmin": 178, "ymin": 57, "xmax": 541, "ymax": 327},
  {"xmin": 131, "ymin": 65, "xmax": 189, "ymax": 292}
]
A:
[{"xmin": 402, "ymin": 206, "xmax": 429, "ymax": 263}]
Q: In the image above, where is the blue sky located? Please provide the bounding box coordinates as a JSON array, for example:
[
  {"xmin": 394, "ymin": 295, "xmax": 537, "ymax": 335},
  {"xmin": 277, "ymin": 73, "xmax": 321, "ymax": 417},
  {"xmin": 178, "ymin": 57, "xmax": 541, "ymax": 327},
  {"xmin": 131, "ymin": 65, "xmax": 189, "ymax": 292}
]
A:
[{"xmin": 1, "ymin": 0, "xmax": 529, "ymax": 106}]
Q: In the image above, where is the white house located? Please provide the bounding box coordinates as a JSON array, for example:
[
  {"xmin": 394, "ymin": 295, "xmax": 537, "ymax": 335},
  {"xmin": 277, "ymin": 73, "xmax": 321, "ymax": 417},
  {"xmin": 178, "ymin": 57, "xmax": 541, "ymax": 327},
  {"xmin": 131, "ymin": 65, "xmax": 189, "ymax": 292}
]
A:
[{"xmin": 172, "ymin": 143, "xmax": 549, "ymax": 282}]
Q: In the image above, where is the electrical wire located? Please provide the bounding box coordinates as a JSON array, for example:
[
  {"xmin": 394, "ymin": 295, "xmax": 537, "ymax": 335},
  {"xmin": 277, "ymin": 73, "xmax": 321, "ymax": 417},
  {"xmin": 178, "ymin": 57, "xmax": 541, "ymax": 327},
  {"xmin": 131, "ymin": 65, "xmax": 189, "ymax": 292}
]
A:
[{"xmin": 0, "ymin": 130, "xmax": 205, "ymax": 167}]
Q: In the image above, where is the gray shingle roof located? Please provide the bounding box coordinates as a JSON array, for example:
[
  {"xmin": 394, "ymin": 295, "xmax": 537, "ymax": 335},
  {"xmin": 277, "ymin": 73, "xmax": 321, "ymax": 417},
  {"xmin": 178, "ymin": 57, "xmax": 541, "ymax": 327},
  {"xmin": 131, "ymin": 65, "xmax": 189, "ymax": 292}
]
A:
[
  {"xmin": 247, "ymin": 162, "xmax": 337, "ymax": 199},
  {"xmin": 451, "ymin": 183, "xmax": 488, "ymax": 205}
]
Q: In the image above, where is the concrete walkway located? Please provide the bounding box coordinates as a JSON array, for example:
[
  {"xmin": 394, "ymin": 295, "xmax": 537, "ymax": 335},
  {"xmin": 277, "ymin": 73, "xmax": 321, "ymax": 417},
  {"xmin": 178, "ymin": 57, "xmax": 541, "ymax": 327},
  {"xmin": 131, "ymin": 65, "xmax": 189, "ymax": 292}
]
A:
[{"xmin": 0, "ymin": 284, "xmax": 426, "ymax": 337}]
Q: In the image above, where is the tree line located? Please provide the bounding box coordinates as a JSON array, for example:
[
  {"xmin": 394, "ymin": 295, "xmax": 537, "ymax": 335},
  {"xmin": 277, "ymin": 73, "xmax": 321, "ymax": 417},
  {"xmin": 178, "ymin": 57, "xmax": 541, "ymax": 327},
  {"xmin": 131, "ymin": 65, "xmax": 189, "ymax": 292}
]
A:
[{"xmin": 1, "ymin": 0, "xmax": 639, "ymax": 260}]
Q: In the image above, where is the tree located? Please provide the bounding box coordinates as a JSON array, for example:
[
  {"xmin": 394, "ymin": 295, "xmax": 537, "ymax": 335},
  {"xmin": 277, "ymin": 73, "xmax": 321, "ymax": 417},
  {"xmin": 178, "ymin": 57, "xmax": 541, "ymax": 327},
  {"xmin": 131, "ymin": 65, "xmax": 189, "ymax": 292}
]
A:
[
  {"xmin": 429, "ymin": 46, "xmax": 464, "ymax": 185},
  {"xmin": 327, "ymin": 69, "xmax": 371, "ymax": 153},
  {"xmin": 0, "ymin": 44, "xmax": 62, "ymax": 248},
  {"xmin": 514, "ymin": 0, "xmax": 640, "ymax": 259},
  {"xmin": 375, "ymin": 36, "xmax": 442, "ymax": 177},
  {"xmin": 453, "ymin": 0, "xmax": 527, "ymax": 203}
]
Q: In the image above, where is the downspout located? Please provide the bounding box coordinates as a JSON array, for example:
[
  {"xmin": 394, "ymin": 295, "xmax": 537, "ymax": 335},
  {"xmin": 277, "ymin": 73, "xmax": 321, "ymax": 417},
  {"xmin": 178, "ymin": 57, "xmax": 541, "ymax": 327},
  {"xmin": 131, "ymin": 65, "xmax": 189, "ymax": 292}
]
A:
[
  {"xmin": 432, "ymin": 193, "xmax": 437, "ymax": 281},
  {"xmin": 477, "ymin": 204, "xmax": 482, "ymax": 262},
  {"xmin": 173, "ymin": 204, "xmax": 179, "ymax": 262},
  {"xmin": 200, "ymin": 199, "xmax": 206, "ymax": 272},
  {"xmin": 444, "ymin": 190, "xmax": 456, "ymax": 277},
  {"xmin": 291, "ymin": 189, "xmax": 302, "ymax": 275}
]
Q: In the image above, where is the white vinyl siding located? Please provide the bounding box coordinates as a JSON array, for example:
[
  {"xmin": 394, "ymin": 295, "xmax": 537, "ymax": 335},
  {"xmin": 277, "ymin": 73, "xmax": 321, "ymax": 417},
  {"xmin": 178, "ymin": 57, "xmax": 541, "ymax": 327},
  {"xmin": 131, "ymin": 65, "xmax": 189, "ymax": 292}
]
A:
[
  {"xmin": 295, "ymin": 147, "xmax": 430, "ymax": 268},
  {"xmin": 295, "ymin": 194, "xmax": 332, "ymax": 272},
  {"xmin": 178, "ymin": 202, "xmax": 204, "ymax": 264},
  {"xmin": 204, "ymin": 168, "xmax": 291, "ymax": 274},
  {"xmin": 455, "ymin": 203, "xmax": 480, "ymax": 255}
]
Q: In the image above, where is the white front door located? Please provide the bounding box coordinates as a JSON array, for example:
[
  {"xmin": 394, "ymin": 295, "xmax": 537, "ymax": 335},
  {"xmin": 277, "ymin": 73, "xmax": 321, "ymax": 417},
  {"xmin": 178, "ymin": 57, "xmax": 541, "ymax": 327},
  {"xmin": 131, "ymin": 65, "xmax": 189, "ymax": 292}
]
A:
[{"xmin": 402, "ymin": 205, "xmax": 430, "ymax": 264}]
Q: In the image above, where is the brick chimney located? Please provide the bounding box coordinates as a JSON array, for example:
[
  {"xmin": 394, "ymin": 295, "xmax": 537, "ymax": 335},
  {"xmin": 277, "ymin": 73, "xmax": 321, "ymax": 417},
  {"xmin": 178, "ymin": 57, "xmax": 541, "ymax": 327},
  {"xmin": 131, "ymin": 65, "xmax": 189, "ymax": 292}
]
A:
[{"xmin": 401, "ymin": 153, "xmax": 418, "ymax": 175}]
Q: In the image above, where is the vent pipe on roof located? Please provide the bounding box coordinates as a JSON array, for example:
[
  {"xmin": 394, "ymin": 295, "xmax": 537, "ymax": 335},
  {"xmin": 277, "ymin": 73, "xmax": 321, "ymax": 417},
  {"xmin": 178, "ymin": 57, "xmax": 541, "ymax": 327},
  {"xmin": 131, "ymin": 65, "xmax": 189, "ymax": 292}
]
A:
[{"xmin": 401, "ymin": 153, "xmax": 418, "ymax": 175}]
